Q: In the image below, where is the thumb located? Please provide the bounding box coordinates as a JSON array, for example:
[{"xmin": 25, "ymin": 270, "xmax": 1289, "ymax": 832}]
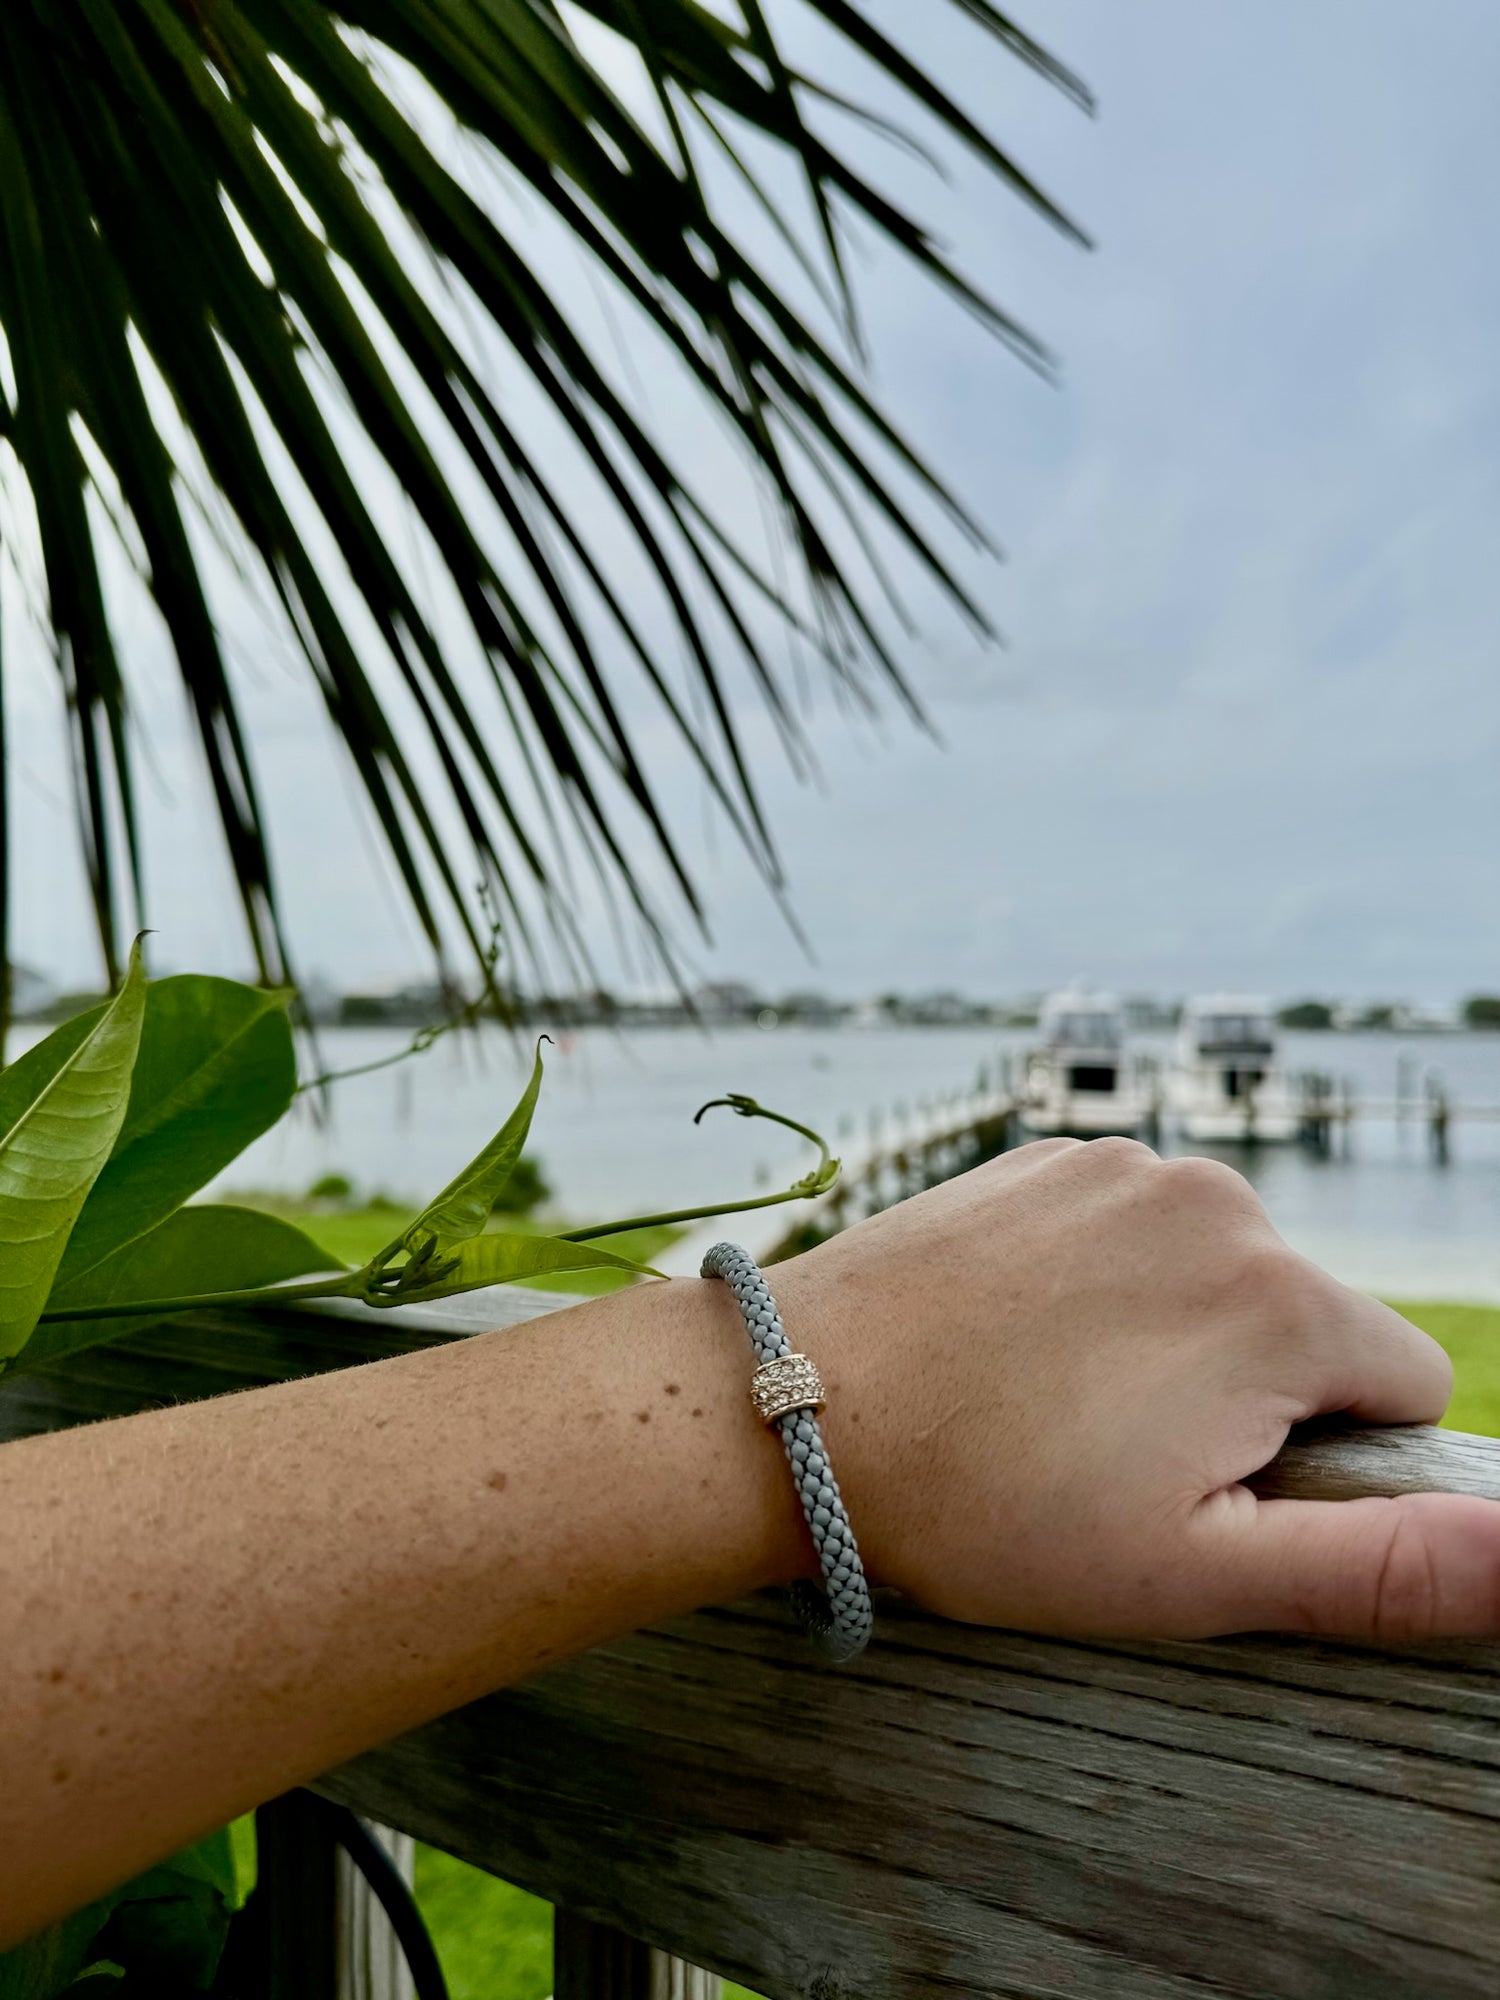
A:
[{"xmin": 1206, "ymin": 1492, "xmax": 1500, "ymax": 1641}]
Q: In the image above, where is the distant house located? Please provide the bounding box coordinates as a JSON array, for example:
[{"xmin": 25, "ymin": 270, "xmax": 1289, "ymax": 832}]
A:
[
  {"xmin": 695, "ymin": 981, "xmax": 763, "ymax": 1023},
  {"xmin": 606, "ymin": 986, "xmax": 688, "ymax": 1026},
  {"xmin": 337, "ymin": 981, "xmax": 448, "ymax": 1026},
  {"xmin": 852, "ymin": 991, "xmax": 992, "ymax": 1027},
  {"xmin": 1391, "ymin": 1001, "xmax": 1461, "ymax": 1033},
  {"xmin": 1327, "ymin": 1000, "xmax": 1459, "ymax": 1034},
  {"xmin": 904, "ymin": 990, "xmax": 976, "ymax": 1026},
  {"xmin": 776, "ymin": 990, "xmax": 848, "ymax": 1025}
]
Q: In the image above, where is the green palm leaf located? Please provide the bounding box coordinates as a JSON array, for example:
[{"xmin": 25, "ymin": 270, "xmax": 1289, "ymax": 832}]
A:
[{"xmin": 0, "ymin": 0, "xmax": 1088, "ymax": 1006}]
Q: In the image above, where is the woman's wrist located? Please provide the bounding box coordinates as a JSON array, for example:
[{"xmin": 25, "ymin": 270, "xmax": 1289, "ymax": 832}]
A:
[
  {"xmin": 686, "ymin": 1253, "xmax": 907, "ymax": 1603},
  {"xmin": 698, "ymin": 1244, "xmax": 875, "ymax": 1659},
  {"xmin": 667, "ymin": 1275, "xmax": 824, "ymax": 1598},
  {"xmin": 766, "ymin": 1255, "xmax": 903, "ymax": 1593}
]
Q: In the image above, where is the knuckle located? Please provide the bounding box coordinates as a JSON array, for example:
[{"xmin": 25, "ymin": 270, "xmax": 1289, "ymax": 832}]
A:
[
  {"xmin": 1157, "ymin": 1153, "xmax": 1257, "ymax": 1208},
  {"xmin": 1414, "ymin": 1325, "xmax": 1456, "ymax": 1412},
  {"xmin": 1014, "ymin": 1137, "xmax": 1084, "ymax": 1164},
  {"xmin": 968, "ymin": 1137, "xmax": 1080, "ymax": 1189},
  {"xmin": 1368, "ymin": 1504, "xmax": 1440, "ymax": 1642},
  {"xmin": 1081, "ymin": 1134, "xmax": 1157, "ymax": 1171},
  {"xmin": 1227, "ymin": 1239, "xmax": 1313, "ymax": 1324},
  {"xmin": 1168, "ymin": 1207, "xmax": 1310, "ymax": 1329}
]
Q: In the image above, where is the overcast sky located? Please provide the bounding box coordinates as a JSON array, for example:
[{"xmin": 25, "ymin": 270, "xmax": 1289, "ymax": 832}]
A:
[{"xmin": 10, "ymin": 1, "xmax": 1500, "ymax": 1000}]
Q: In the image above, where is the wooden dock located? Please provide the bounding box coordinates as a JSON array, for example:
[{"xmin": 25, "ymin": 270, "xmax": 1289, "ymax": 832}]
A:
[
  {"xmin": 660, "ymin": 1057, "xmax": 1500, "ymax": 1274},
  {"xmin": 1295, "ymin": 1066, "xmax": 1500, "ymax": 1163},
  {"xmin": 664, "ymin": 1074, "xmax": 1022, "ymax": 1275}
]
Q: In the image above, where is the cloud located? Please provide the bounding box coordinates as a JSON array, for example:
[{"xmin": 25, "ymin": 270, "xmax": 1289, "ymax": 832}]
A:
[{"xmin": 10, "ymin": 1, "xmax": 1499, "ymax": 999}]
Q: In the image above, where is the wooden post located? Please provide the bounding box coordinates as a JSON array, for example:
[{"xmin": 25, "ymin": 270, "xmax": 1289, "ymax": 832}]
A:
[
  {"xmin": 217, "ymin": 1792, "xmax": 339, "ymax": 2000},
  {"xmin": 554, "ymin": 1910, "xmax": 719, "ymax": 2000},
  {"xmin": 1426, "ymin": 1067, "xmax": 1452, "ymax": 1164},
  {"xmin": 338, "ymin": 1825, "xmax": 416, "ymax": 2000},
  {"xmin": 220, "ymin": 1798, "xmax": 421, "ymax": 2000}
]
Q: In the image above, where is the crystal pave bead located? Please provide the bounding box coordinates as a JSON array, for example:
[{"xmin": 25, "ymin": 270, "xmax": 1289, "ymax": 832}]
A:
[{"xmin": 749, "ymin": 1351, "xmax": 826, "ymax": 1425}]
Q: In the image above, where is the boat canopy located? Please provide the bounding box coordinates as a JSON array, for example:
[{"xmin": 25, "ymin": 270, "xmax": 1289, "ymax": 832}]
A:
[
  {"xmin": 1040, "ymin": 991, "xmax": 1123, "ymax": 1051},
  {"xmin": 1181, "ymin": 995, "xmax": 1276, "ymax": 1057}
]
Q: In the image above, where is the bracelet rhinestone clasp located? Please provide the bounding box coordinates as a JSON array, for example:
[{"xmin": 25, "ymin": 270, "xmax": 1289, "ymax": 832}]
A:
[
  {"xmin": 703, "ymin": 1240, "xmax": 871, "ymax": 1662},
  {"xmin": 749, "ymin": 1351, "xmax": 825, "ymax": 1425}
]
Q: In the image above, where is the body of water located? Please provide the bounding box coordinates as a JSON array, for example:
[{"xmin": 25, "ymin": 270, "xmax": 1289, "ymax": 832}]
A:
[{"xmin": 208, "ymin": 1025, "xmax": 1500, "ymax": 1304}]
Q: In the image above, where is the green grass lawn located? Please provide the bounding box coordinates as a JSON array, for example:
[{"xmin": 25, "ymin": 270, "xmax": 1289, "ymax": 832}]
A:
[
  {"xmin": 1389, "ymin": 1300, "xmax": 1500, "ymax": 1434},
  {"xmin": 413, "ymin": 1851, "xmax": 762, "ymax": 2000},
  {"xmin": 413, "ymin": 1852, "xmax": 553, "ymax": 2000}
]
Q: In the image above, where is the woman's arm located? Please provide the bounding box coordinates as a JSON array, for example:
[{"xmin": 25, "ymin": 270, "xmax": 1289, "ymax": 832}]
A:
[
  {"xmin": 4, "ymin": 1136, "xmax": 1498, "ymax": 1946},
  {"xmin": 0, "ymin": 1269, "xmax": 798, "ymax": 1947}
]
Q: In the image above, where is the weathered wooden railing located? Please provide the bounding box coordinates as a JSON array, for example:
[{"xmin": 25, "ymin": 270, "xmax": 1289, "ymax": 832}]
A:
[{"xmin": 5, "ymin": 1290, "xmax": 1500, "ymax": 1998}]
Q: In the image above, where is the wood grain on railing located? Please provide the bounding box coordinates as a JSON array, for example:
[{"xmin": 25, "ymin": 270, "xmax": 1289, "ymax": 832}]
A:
[{"xmin": 318, "ymin": 1595, "xmax": 1500, "ymax": 2000}]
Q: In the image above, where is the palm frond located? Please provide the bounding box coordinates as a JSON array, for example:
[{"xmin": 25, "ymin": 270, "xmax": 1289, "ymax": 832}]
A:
[{"xmin": 0, "ymin": 0, "xmax": 1088, "ymax": 1009}]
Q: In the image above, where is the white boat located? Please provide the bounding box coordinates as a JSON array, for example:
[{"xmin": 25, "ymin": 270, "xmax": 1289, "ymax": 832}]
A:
[
  {"xmin": 1021, "ymin": 991, "xmax": 1155, "ymax": 1139},
  {"xmin": 1169, "ymin": 995, "xmax": 1299, "ymax": 1143}
]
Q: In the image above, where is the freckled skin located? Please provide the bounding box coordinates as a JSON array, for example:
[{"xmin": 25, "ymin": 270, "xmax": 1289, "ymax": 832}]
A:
[
  {"xmin": 0, "ymin": 1139, "xmax": 1485, "ymax": 1951},
  {"xmin": 0, "ymin": 1274, "xmax": 799, "ymax": 1947}
]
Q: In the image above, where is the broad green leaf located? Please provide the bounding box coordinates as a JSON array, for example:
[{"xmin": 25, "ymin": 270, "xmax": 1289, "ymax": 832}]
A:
[
  {"xmin": 385, "ymin": 1228, "xmax": 657, "ymax": 1305},
  {"xmin": 0, "ymin": 945, "xmax": 145, "ymax": 1362},
  {"xmin": 0, "ymin": 1012, "xmax": 104, "ymax": 1136},
  {"xmin": 0, "ymin": 1830, "xmax": 239, "ymax": 2000},
  {"xmin": 0, "ymin": 977, "xmax": 295, "ymax": 1297},
  {"xmin": 142, "ymin": 1829, "xmax": 236, "ymax": 1906},
  {"xmin": 20, "ymin": 1206, "xmax": 341, "ymax": 1372},
  {"xmin": 404, "ymin": 1042, "xmax": 547, "ymax": 1252},
  {"xmin": 54, "ymin": 977, "xmax": 296, "ymax": 1291},
  {"xmin": 0, "ymin": 1904, "xmax": 113, "ymax": 2000},
  {"xmin": 227, "ymin": 1816, "xmax": 257, "ymax": 1909},
  {"xmin": 85, "ymin": 1832, "xmax": 236, "ymax": 1993}
]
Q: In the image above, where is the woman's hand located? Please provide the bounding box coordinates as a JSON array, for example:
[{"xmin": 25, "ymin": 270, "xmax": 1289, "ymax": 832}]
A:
[{"xmin": 772, "ymin": 1137, "xmax": 1495, "ymax": 1640}]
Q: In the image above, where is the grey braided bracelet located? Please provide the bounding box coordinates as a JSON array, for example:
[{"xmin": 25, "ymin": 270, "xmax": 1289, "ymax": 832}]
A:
[{"xmin": 701, "ymin": 1241, "xmax": 873, "ymax": 1663}]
